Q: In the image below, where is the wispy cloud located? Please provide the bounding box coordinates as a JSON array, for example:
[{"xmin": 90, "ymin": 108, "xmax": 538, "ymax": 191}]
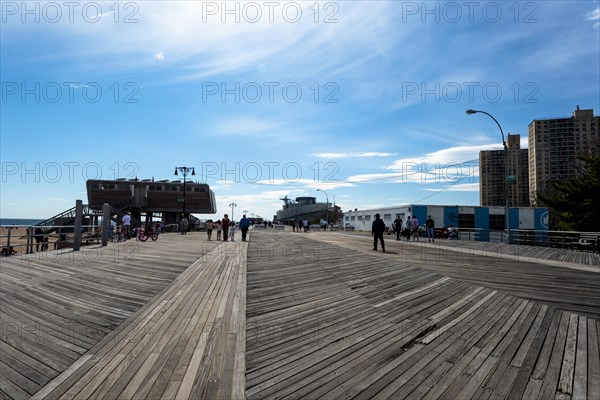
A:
[
  {"xmin": 346, "ymin": 144, "xmax": 490, "ymax": 185},
  {"xmin": 312, "ymin": 152, "xmax": 397, "ymax": 159},
  {"xmin": 385, "ymin": 144, "xmax": 498, "ymax": 170},
  {"xmin": 255, "ymin": 179, "xmax": 354, "ymax": 190},
  {"xmin": 586, "ymin": 7, "xmax": 600, "ymax": 28},
  {"xmin": 423, "ymin": 183, "xmax": 479, "ymax": 192},
  {"xmin": 153, "ymin": 51, "xmax": 165, "ymax": 61}
]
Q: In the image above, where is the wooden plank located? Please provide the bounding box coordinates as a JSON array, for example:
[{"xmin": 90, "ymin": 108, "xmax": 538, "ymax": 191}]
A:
[
  {"xmin": 29, "ymin": 355, "xmax": 92, "ymax": 400},
  {"xmin": 374, "ymin": 277, "xmax": 451, "ymax": 307},
  {"xmin": 0, "ymin": 360, "xmax": 41, "ymax": 397},
  {"xmin": 572, "ymin": 316, "xmax": 587, "ymax": 400},
  {"xmin": 558, "ymin": 314, "xmax": 579, "ymax": 395},
  {"xmin": 487, "ymin": 304, "xmax": 549, "ymax": 400},
  {"xmin": 538, "ymin": 311, "xmax": 571, "ymax": 400},
  {"xmin": 516, "ymin": 308, "xmax": 560, "ymax": 400},
  {"xmin": 588, "ymin": 321, "xmax": 600, "ymax": 400},
  {"xmin": 39, "ymin": 243, "xmax": 226, "ymax": 399},
  {"xmin": 471, "ymin": 302, "xmax": 541, "ymax": 400},
  {"xmin": 449, "ymin": 300, "xmax": 531, "ymax": 399},
  {"xmin": 420, "ymin": 291, "xmax": 498, "ymax": 344}
]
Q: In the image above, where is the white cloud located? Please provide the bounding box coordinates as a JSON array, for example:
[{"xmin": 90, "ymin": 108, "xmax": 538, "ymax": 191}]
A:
[
  {"xmin": 255, "ymin": 179, "xmax": 355, "ymax": 190},
  {"xmin": 586, "ymin": 7, "xmax": 600, "ymax": 27},
  {"xmin": 422, "ymin": 183, "xmax": 479, "ymax": 192},
  {"xmin": 385, "ymin": 143, "xmax": 499, "ymax": 170},
  {"xmin": 346, "ymin": 144, "xmax": 492, "ymax": 184},
  {"xmin": 153, "ymin": 51, "xmax": 165, "ymax": 61},
  {"xmin": 312, "ymin": 152, "xmax": 397, "ymax": 159}
]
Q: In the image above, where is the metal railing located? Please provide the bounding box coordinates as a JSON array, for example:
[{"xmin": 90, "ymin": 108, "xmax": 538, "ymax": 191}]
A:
[
  {"xmin": 0, "ymin": 223, "xmax": 103, "ymax": 256},
  {"xmin": 448, "ymin": 228, "xmax": 598, "ymax": 250}
]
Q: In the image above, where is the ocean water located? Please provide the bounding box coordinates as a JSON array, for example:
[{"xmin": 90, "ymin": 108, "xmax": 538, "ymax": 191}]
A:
[{"xmin": 0, "ymin": 218, "xmax": 44, "ymax": 226}]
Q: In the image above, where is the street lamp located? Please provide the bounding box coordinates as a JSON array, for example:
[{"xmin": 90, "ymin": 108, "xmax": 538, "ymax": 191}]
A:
[
  {"xmin": 174, "ymin": 166, "xmax": 195, "ymax": 219},
  {"xmin": 466, "ymin": 109, "xmax": 511, "ymax": 244},
  {"xmin": 229, "ymin": 202, "xmax": 237, "ymax": 220},
  {"xmin": 316, "ymin": 188, "xmax": 329, "ymax": 228}
]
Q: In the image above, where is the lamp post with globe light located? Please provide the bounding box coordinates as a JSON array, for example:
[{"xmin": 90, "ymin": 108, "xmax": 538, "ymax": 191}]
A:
[{"xmin": 174, "ymin": 166, "xmax": 195, "ymax": 219}]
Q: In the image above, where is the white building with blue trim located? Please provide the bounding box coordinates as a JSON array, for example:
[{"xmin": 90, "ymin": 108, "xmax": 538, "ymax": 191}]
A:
[{"xmin": 343, "ymin": 204, "xmax": 549, "ymax": 242}]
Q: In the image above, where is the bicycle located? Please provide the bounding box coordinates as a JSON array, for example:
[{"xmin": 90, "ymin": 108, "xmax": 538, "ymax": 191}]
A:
[{"xmin": 137, "ymin": 228, "xmax": 159, "ymax": 242}]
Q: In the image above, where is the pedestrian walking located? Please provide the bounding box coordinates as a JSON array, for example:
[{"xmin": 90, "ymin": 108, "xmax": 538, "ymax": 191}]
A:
[
  {"xmin": 405, "ymin": 216, "xmax": 413, "ymax": 241},
  {"xmin": 372, "ymin": 213, "xmax": 386, "ymax": 252},
  {"xmin": 426, "ymin": 215, "xmax": 435, "ymax": 242},
  {"xmin": 216, "ymin": 221, "xmax": 222, "ymax": 240},
  {"xmin": 206, "ymin": 220, "xmax": 213, "ymax": 240},
  {"xmin": 122, "ymin": 213, "xmax": 131, "ymax": 239},
  {"xmin": 222, "ymin": 214, "xmax": 230, "ymax": 241},
  {"xmin": 411, "ymin": 215, "xmax": 420, "ymax": 241},
  {"xmin": 393, "ymin": 216, "xmax": 402, "ymax": 241},
  {"xmin": 180, "ymin": 216, "xmax": 189, "ymax": 235},
  {"xmin": 239, "ymin": 214, "xmax": 251, "ymax": 241}
]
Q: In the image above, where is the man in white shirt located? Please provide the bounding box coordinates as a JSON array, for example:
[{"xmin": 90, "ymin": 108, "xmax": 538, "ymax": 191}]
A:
[{"xmin": 122, "ymin": 213, "xmax": 131, "ymax": 239}]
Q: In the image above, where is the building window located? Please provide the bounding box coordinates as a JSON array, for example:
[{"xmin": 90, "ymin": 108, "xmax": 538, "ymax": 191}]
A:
[
  {"xmin": 383, "ymin": 214, "xmax": 392, "ymax": 220},
  {"xmin": 350, "ymin": 216, "xmax": 355, "ymax": 221},
  {"xmin": 364, "ymin": 215, "xmax": 371, "ymax": 221},
  {"xmin": 458, "ymin": 213, "xmax": 475, "ymax": 228},
  {"xmin": 489, "ymin": 214, "xmax": 505, "ymax": 230}
]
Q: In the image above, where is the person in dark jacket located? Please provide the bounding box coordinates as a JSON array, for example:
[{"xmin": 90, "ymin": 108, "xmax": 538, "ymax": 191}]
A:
[
  {"xmin": 239, "ymin": 214, "xmax": 251, "ymax": 242},
  {"xmin": 372, "ymin": 213, "xmax": 386, "ymax": 252}
]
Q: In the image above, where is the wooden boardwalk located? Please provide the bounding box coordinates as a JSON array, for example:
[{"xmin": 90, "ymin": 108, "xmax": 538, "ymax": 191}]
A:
[
  {"xmin": 29, "ymin": 240, "xmax": 246, "ymax": 400},
  {"xmin": 1, "ymin": 229, "xmax": 599, "ymax": 399},
  {"xmin": 0, "ymin": 235, "xmax": 223, "ymax": 399},
  {"xmin": 307, "ymin": 231, "xmax": 600, "ymax": 318},
  {"xmin": 246, "ymin": 231, "xmax": 600, "ymax": 399},
  {"xmin": 336, "ymin": 230, "xmax": 600, "ymax": 267}
]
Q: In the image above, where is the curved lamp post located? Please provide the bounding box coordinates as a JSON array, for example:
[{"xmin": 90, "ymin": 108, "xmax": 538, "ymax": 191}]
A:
[
  {"xmin": 174, "ymin": 166, "xmax": 195, "ymax": 219},
  {"xmin": 466, "ymin": 109, "xmax": 511, "ymax": 244},
  {"xmin": 316, "ymin": 188, "xmax": 329, "ymax": 227}
]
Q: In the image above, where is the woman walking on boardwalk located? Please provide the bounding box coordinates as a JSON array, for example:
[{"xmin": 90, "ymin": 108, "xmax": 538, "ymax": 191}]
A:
[
  {"xmin": 216, "ymin": 221, "xmax": 222, "ymax": 240},
  {"xmin": 206, "ymin": 220, "xmax": 213, "ymax": 240},
  {"xmin": 222, "ymin": 214, "xmax": 231, "ymax": 241}
]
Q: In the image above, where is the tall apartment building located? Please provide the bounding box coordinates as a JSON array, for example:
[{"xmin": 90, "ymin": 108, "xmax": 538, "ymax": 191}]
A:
[
  {"xmin": 480, "ymin": 134, "xmax": 530, "ymax": 207},
  {"xmin": 528, "ymin": 107, "xmax": 599, "ymax": 206}
]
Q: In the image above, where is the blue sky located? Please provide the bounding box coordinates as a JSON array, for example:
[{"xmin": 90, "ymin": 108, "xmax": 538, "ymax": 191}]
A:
[{"xmin": 1, "ymin": 0, "xmax": 599, "ymax": 220}]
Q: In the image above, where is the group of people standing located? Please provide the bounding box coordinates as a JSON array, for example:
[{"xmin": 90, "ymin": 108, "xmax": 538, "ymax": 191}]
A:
[
  {"xmin": 205, "ymin": 214, "xmax": 251, "ymax": 242},
  {"xmin": 290, "ymin": 219, "xmax": 311, "ymax": 232},
  {"xmin": 372, "ymin": 214, "xmax": 436, "ymax": 252}
]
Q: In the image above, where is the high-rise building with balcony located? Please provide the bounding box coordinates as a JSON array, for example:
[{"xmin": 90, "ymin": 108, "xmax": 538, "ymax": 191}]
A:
[
  {"xmin": 528, "ymin": 107, "xmax": 599, "ymax": 206},
  {"xmin": 480, "ymin": 134, "xmax": 529, "ymax": 207}
]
